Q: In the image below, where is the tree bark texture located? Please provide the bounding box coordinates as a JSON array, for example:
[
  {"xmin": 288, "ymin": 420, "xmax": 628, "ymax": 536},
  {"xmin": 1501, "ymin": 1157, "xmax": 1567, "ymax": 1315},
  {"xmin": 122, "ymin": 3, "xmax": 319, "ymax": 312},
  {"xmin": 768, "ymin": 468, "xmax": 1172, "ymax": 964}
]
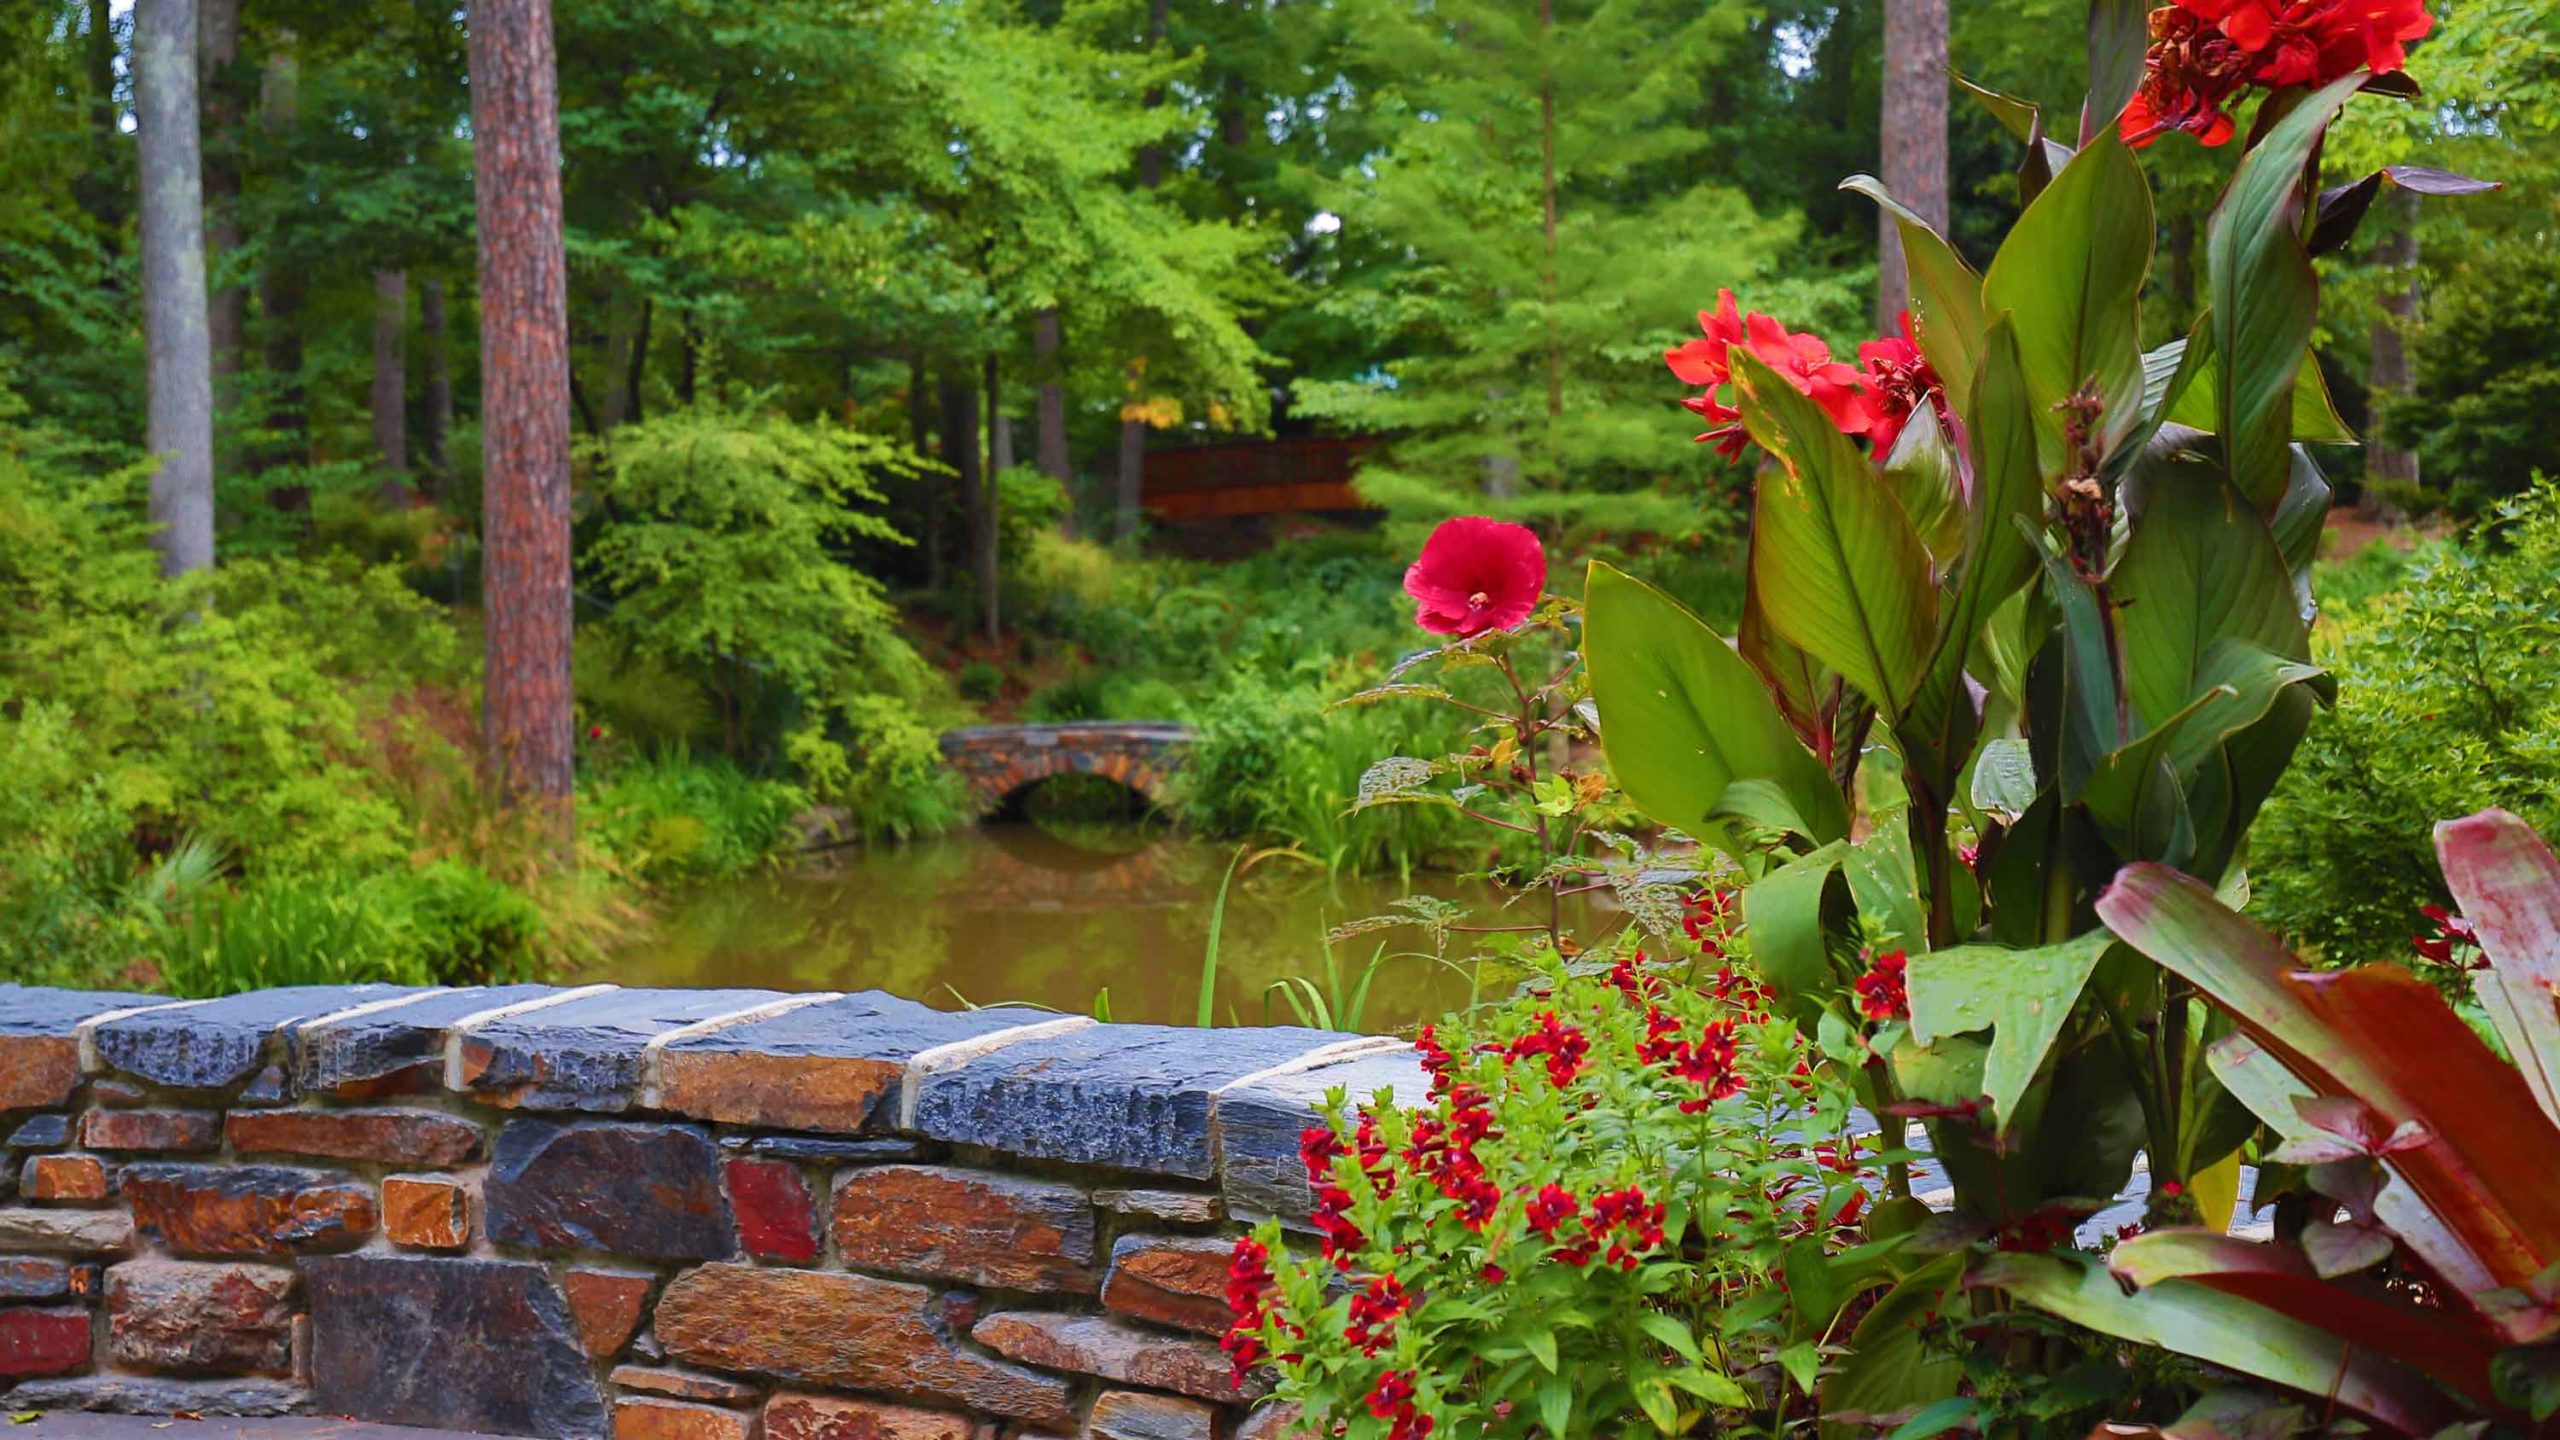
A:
[
  {"xmin": 200, "ymin": 0, "xmax": 243, "ymax": 417},
  {"xmin": 258, "ymin": 42, "xmax": 308, "ymax": 477},
  {"xmin": 1116, "ymin": 0, "xmax": 1169, "ymax": 545},
  {"xmin": 2364, "ymin": 191, "xmax": 2421, "ymax": 498},
  {"xmin": 420, "ymin": 277, "xmax": 452, "ymax": 485},
  {"xmin": 1034, "ymin": 308, "xmax": 1073, "ymax": 530},
  {"xmin": 372, "ymin": 270, "xmax": 409, "ymax": 498},
  {"xmin": 136, "ymin": 0, "xmax": 217, "ymax": 578},
  {"xmin": 979, "ymin": 355, "xmax": 1003, "ymax": 645},
  {"xmin": 1878, "ymin": 0, "xmax": 1950, "ymax": 330},
  {"xmin": 941, "ymin": 371, "xmax": 982, "ymax": 624},
  {"xmin": 469, "ymin": 0, "xmax": 576, "ymax": 821}
]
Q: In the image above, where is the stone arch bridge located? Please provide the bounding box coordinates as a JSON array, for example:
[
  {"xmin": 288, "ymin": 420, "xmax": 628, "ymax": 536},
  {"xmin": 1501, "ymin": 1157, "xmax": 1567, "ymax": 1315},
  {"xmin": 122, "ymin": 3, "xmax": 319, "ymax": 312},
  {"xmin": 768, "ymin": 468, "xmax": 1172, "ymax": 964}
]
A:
[{"xmin": 938, "ymin": 722, "xmax": 1194, "ymax": 817}]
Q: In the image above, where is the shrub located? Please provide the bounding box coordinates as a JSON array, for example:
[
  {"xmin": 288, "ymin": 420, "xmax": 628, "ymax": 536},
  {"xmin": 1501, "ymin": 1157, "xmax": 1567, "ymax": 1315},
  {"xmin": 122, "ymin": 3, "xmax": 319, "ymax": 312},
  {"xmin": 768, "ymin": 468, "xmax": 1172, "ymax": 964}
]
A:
[
  {"xmin": 956, "ymin": 661, "xmax": 1004, "ymax": 703},
  {"xmin": 2390, "ymin": 242, "xmax": 2560, "ymax": 513},
  {"xmin": 785, "ymin": 693, "xmax": 974, "ymax": 844},
  {"xmin": 145, "ymin": 870, "xmax": 437, "ymax": 997},
  {"xmin": 583, "ymin": 751, "xmax": 808, "ymax": 882},
  {"xmin": 1232, "ymin": 938, "xmax": 1878, "ymax": 1439},
  {"xmin": 2252, "ymin": 482, "xmax": 2560, "ymax": 965}
]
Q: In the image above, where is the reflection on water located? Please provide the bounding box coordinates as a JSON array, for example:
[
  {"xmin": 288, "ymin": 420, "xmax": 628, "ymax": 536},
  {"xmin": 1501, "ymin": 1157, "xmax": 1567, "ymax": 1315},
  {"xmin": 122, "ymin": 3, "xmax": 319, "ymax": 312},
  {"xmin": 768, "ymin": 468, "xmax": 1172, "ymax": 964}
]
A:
[{"xmin": 578, "ymin": 823, "xmax": 1598, "ymax": 1031}]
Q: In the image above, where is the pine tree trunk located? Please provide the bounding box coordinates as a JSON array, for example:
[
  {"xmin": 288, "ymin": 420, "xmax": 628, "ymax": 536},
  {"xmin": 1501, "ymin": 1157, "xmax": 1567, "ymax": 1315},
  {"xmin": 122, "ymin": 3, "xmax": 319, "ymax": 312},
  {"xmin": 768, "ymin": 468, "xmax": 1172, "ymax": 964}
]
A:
[
  {"xmin": 136, "ymin": 0, "xmax": 216, "ymax": 578},
  {"xmin": 1116, "ymin": 0, "xmax": 1168, "ymax": 547},
  {"xmin": 258, "ymin": 41, "xmax": 308, "ymax": 482},
  {"xmin": 979, "ymin": 355, "xmax": 1003, "ymax": 646},
  {"xmin": 200, "ymin": 0, "xmax": 242, "ymax": 429},
  {"xmin": 470, "ymin": 0, "xmax": 576, "ymax": 828},
  {"xmin": 1878, "ymin": 0, "xmax": 1950, "ymax": 330},
  {"xmin": 942, "ymin": 370, "xmax": 981, "ymax": 620},
  {"xmin": 420, "ymin": 276, "xmax": 452, "ymax": 489},
  {"xmin": 373, "ymin": 270, "xmax": 410, "ymax": 501},
  {"xmin": 1538, "ymin": 0, "xmax": 1561, "ymax": 484},
  {"xmin": 1034, "ymin": 308, "xmax": 1073, "ymax": 531},
  {"xmin": 2364, "ymin": 191, "xmax": 2421, "ymax": 508}
]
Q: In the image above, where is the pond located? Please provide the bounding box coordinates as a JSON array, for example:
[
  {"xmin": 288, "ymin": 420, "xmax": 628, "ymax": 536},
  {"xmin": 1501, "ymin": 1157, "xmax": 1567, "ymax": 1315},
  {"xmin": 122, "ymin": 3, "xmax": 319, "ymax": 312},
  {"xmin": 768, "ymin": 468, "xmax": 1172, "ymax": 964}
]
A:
[{"xmin": 575, "ymin": 822, "xmax": 1601, "ymax": 1032}]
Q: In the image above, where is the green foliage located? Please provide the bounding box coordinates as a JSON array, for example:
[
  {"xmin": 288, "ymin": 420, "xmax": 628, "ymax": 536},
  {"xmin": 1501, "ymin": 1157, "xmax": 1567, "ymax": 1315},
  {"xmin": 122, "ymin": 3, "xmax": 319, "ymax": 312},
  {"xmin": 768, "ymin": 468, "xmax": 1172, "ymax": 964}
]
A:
[
  {"xmin": 2390, "ymin": 244, "xmax": 2560, "ymax": 514},
  {"xmin": 583, "ymin": 752, "xmax": 808, "ymax": 883},
  {"xmin": 2253, "ymin": 484, "xmax": 2560, "ymax": 964},
  {"xmin": 786, "ymin": 695, "xmax": 974, "ymax": 845},
  {"xmin": 1236, "ymin": 943, "xmax": 1877, "ymax": 1438}
]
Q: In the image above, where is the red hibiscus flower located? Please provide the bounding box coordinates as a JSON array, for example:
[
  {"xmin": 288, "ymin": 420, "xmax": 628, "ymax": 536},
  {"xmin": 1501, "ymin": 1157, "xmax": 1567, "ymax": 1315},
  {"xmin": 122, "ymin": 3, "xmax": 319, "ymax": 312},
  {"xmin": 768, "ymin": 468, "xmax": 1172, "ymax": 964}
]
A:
[
  {"xmin": 2122, "ymin": 0, "xmax": 2432, "ymax": 148},
  {"xmin": 1857, "ymin": 311, "xmax": 1944, "ymax": 454},
  {"xmin": 1403, "ymin": 517, "xmax": 1545, "ymax": 637}
]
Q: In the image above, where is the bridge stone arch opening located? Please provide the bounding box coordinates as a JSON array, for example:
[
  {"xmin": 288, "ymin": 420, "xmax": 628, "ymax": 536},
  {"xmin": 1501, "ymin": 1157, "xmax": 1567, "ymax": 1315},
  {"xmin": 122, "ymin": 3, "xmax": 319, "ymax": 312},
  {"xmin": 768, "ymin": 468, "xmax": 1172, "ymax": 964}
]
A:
[{"xmin": 938, "ymin": 722, "xmax": 1194, "ymax": 820}]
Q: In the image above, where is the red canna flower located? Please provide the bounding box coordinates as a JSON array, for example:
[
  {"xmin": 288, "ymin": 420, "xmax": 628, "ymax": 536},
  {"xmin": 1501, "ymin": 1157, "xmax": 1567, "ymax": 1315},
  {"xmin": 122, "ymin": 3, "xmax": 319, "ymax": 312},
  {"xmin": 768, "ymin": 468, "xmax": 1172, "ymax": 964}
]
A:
[
  {"xmin": 2121, "ymin": 0, "xmax": 2432, "ymax": 148},
  {"xmin": 1403, "ymin": 517, "xmax": 1545, "ymax": 637},
  {"xmin": 1854, "ymin": 948, "xmax": 1910, "ymax": 1023},
  {"xmin": 1857, "ymin": 311, "xmax": 1945, "ymax": 454},
  {"xmin": 1666, "ymin": 291, "xmax": 1887, "ymax": 456}
]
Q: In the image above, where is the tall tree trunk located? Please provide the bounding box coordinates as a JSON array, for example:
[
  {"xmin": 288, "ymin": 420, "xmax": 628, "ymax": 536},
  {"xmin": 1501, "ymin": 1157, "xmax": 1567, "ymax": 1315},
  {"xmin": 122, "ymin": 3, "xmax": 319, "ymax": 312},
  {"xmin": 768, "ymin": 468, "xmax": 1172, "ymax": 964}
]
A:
[
  {"xmin": 420, "ymin": 276, "xmax": 452, "ymax": 489},
  {"xmin": 993, "ymin": 414, "xmax": 1015, "ymax": 474},
  {"xmin": 1115, "ymin": 0, "xmax": 1169, "ymax": 546},
  {"xmin": 470, "ymin": 0, "xmax": 576, "ymax": 828},
  {"xmin": 136, "ymin": 0, "xmax": 216, "ymax": 578},
  {"xmin": 941, "ymin": 371, "xmax": 981, "ymax": 617},
  {"xmin": 1878, "ymin": 0, "xmax": 1950, "ymax": 330},
  {"xmin": 1538, "ymin": 0, "xmax": 1560, "ymax": 485},
  {"xmin": 979, "ymin": 355, "xmax": 1002, "ymax": 646},
  {"xmin": 622, "ymin": 296, "xmax": 652, "ymax": 428},
  {"xmin": 2364, "ymin": 191, "xmax": 2421, "ymax": 509},
  {"xmin": 257, "ymin": 41, "xmax": 308, "ymax": 481},
  {"xmin": 200, "ymin": 0, "xmax": 242, "ymax": 430},
  {"xmin": 1034, "ymin": 308, "xmax": 1073, "ymax": 532},
  {"xmin": 372, "ymin": 270, "xmax": 410, "ymax": 501},
  {"xmin": 914, "ymin": 354, "xmax": 941, "ymax": 589}
]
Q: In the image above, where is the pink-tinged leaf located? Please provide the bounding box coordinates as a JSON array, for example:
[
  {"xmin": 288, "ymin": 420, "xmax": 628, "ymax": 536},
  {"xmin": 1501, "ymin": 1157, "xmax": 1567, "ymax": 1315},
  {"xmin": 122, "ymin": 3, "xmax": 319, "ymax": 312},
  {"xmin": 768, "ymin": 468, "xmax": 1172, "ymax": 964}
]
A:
[
  {"xmin": 1979, "ymin": 1250, "xmax": 2469, "ymax": 1436},
  {"xmin": 2300, "ymin": 1217, "xmax": 2393, "ymax": 1279},
  {"xmin": 2107, "ymin": 1231, "xmax": 2507, "ymax": 1414},
  {"xmin": 2098, "ymin": 864, "xmax": 2560, "ymax": 1324},
  {"xmin": 2437, "ymin": 809, "xmax": 2560, "ymax": 1130}
]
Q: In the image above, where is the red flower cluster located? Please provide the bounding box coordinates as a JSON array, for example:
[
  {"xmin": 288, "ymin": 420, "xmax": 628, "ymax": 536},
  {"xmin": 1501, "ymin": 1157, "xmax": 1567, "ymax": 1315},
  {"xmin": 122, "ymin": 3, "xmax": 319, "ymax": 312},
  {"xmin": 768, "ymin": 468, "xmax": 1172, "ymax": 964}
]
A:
[
  {"xmin": 1854, "ymin": 949, "xmax": 1909, "ymax": 1022},
  {"xmin": 1505, "ymin": 1010, "xmax": 1590, "ymax": 1088},
  {"xmin": 1636, "ymin": 1008, "xmax": 1744, "ymax": 1113},
  {"xmin": 1550, "ymin": 1186, "xmax": 1669, "ymax": 1271},
  {"xmin": 1367, "ymin": 1371, "xmax": 1432, "ymax": 1440},
  {"xmin": 2122, "ymin": 0, "xmax": 2432, "ymax": 147},
  {"xmin": 1343, "ymin": 1274, "xmax": 1411, "ymax": 1356},
  {"xmin": 1664, "ymin": 294, "xmax": 1945, "ymax": 459},
  {"xmin": 1403, "ymin": 516, "xmax": 1546, "ymax": 637},
  {"xmin": 2412, "ymin": 903, "xmax": 2482, "ymax": 969},
  {"xmin": 1682, "ymin": 887, "xmax": 1738, "ymax": 950},
  {"xmin": 1221, "ymin": 1237, "xmax": 1279, "ymax": 1384}
]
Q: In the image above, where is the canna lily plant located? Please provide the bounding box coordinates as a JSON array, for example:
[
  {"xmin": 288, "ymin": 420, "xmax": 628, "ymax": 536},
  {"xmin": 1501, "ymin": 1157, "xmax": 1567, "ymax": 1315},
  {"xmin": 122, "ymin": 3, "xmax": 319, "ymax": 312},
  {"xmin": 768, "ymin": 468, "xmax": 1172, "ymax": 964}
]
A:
[
  {"xmin": 1982, "ymin": 808, "xmax": 2560, "ymax": 1436},
  {"xmin": 1584, "ymin": 0, "xmax": 2494, "ymax": 1401}
]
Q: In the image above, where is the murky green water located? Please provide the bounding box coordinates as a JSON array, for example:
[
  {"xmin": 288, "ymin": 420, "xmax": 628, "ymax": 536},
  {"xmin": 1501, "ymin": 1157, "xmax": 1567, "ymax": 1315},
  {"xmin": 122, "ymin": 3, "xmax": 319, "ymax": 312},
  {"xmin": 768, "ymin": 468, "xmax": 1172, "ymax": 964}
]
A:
[{"xmin": 577, "ymin": 823, "xmax": 1590, "ymax": 1031}]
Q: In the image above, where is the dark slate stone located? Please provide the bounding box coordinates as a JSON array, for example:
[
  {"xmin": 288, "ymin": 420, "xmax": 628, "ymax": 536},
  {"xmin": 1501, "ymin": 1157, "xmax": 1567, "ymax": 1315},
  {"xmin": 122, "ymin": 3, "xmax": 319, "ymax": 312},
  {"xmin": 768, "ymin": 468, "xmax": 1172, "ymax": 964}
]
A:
[
  {"xmin": 7, "ymin": 1114, "xmax": 70, "ymax": 1149},
  {"xmin": 93, "ymin": 985, "xmax": 421, "ymax": 1091},
  {"xmin": 658, "ymin": 990, "xmax": 1047, "ymax": 1132},
  {"xmin": 0, "ymin": 986, "xmax": 153, "ymax": 1036},
  {"xmin": 483, "ymin": 1120, "xmax": 735, "ymax": 1260},
  {"xmin": 666, "ymin": 989, "xmax": 1038, "ymax": 1062},
  {"xmin": 911, "ymin": 1024, "xmax": 1367, "ymax": 1178},
  {"xmin": 6, "ymin": 1375, "xmax": 310, "ymax": 1416},
  {"xmin": 291, "ymin": 983, "xmax": 557, "ymax": 1091},
  {"xmin": 461, "ymin": 988, "xmax": 786, "ymax": 1112},
  {"xmin": 304, "ymin": 1253, "xmax": 608, "ymax": 1440},
  {"xmin": 1217, "ymin": 1047, "xmax": 1427, "ymax": 1221},
  {"xmin": 729, "ymin": 1135, "xmax": 926, "ymax": 1163}
]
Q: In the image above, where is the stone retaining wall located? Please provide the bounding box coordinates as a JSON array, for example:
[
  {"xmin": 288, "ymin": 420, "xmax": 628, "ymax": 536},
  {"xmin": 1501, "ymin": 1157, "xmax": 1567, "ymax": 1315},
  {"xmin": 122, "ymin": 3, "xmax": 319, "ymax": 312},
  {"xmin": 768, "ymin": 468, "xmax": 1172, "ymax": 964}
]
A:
[{"xmin": 0, "ymin": 984, "xmax": 1420, "ymax": 1440}]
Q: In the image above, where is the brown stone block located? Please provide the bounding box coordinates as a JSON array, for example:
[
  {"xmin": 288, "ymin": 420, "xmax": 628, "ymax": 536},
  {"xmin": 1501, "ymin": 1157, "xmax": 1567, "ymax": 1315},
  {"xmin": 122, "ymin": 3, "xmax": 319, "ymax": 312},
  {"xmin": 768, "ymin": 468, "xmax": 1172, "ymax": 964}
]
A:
[
  {"xmin": 833, "ymin": 1166, "xmax": 1095, "ymax": 1294},
  {"xmin": 0, "ymin": 1036, "xmax": 83, "ymax": 1112},
  {"xmin": 1101, "ymin": 1234, "xmax": 1235, "ymax": 1336},
  {"xmin": 617, "ymin": 1399, "xmax": 753, "ymax": 1440},
  {"xmin": 81, "ymin": 1109, "xmax": 221, "ymax": 1153},
  {"xmin": 658, "ymin": 1050, "xmax": 903, "ymax": 1135},
  {"xmin": 23, "ymin": 1153, "xmax": 109, "ymax": 1204},
  {"xmin": 382, "ymin": 1174, "xmax": 472, "ymax": 1250},
  {"xmin": 766, "ymin": 1393, "xmax": 982, "ymax": 1440},
  {"xmin": 971, "ymin": 1312, "xmax": 1248, "ymax": 1403},
  {"xmin": 122, "ymin": 1164, "xmax": 377, "ymax": 1257},
  {"xmin": 107, "ymin": 1258, "xmax": 296, "ymax": 1375},
  {"xmin": 0, "ymin": 1206, "xmax": 135, "ymax": 1254},
  {"xmin": 563, "ymin": 1267, "xmax": 654, "ymax": 1359},
  {"xmin": 1087, "ymin": 1392, "xmax": 1216, "ymax": 1440},
  {"xmin": 654, "ymin": 1264, "xmax": 1073, "ymax": 1426},
  {"xmin": 1233, "ymin": 1405, "xmax": 1303, "ymax": 1440},
  {"xmin": 0, "ymin": 1306, "xmax": 91, "ymax": 1378},
  {"xmin": 611, "ymin": 1365, "xmax": 761, "ymax": 1405},
  {"xmin": 225, "ymin": 1108, "xmax": 485, "ymax": 1166}
]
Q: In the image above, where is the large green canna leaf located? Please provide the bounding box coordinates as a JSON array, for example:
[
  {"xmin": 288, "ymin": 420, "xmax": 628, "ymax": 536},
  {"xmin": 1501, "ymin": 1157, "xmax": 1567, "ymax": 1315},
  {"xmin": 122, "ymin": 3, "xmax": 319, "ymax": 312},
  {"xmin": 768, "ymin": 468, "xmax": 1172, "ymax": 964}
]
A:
[
  {"xmin": 1739, "ymin": 574, "xmax": 1843, "ymax": 766},
  {"xmin": 2147, "ymin": 332, "xmax": 2355, "ymax": 445},
  {"xmin": 1842, "ymin": 175, "xmax": 1987, "ymax": 402},
  {"xmin": 1743, "ymin": 841, "xmax": 1855, "ymax": 1026},
  {"xmin": 1584, "ymin": 561, "xmax": 1848, "ymax": 859},
  {"xmin": 1736, "ymin": 350, "xmax": 1939, "ymax": 721},
  {"xmin": 1978, "ymin": 1251, "xmax": 2468, "ymax": 1437},
  {"xmin": 1906, "ymin": 932, "xmax": 2111, "ymax": 1132},
  {"xmin": 2111, "ymin": 469, "xmax": 2309, "ymax": 735},
  {"xmin": 1816, "ymin": 1253, "xmax": 1966, "ymax": 1439},
  {"xmin": 2206, "ymin": 71, "xmax": 2367, "ymax": 509},
  {"xmin": 2084, "ymin": 0, "xmax": 2148, "ymax": 144},
  {"xmin": 2106, "ymin": 1232, "xmax": 2510, "ymax": 1416},
  {"xmin": 2096, "ymin": 864, "xmax": 2560, "ymax": 1322},
  {"xmin": 1983, "ymin": 128, "xmax": 2152, "ymax": 463},
  {"xmin": 2436, "ymin": 809, "xmax": 2560, "ymax": 1133}
]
